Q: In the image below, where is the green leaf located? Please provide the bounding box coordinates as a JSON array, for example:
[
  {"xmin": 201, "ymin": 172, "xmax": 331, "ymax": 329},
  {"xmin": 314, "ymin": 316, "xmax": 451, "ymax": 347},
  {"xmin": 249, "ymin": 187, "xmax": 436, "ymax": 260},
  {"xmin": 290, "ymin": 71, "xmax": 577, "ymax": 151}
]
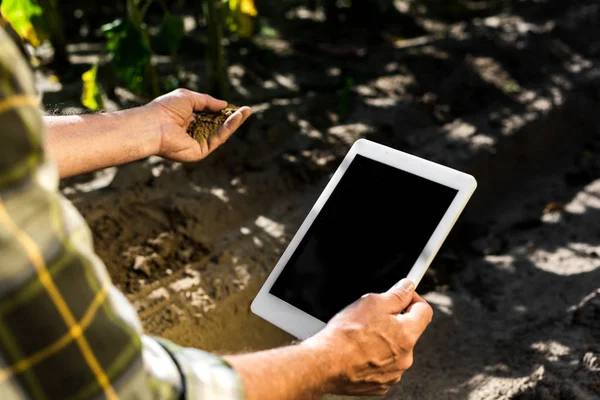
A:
[
  {"xmin": 229, "ymin": 0, "xmax": 257, "ymax": 16},
  {"xmin": 1, "ymin": 0, "xmax": 47, "ymax": 47},
  {"xmin": 81, "ymin": 64, "xmax": 104, "ymax": 111},
  {"xmin": 226, "ymin": 0, "xmax": 257, "ymax": 39},
  {"xmin": 159, "ymin": 13, "xmax": 184, "ymax": 55},
  {"xmin": 103, "ymin": 19, "xmax": 152, "ymax": 95}
]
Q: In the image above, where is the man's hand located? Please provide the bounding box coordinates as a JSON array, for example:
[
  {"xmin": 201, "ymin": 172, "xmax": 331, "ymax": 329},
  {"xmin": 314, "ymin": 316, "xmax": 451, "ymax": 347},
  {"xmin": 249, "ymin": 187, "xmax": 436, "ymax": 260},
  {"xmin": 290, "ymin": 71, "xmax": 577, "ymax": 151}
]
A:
[
  {"xmin": 226, "ymin": 279, "xmax": 433, "ymax": 400},
  {"xmin": 304, "ymin": 279, "xmax": 433, "ymax": 396},
  {"xmin": 44, "ymin": 88, "xmax": 251, "ymax": 178},
  {"xmin": 146, "ymin": 88, "xmax": 251, "ymax": 162}
]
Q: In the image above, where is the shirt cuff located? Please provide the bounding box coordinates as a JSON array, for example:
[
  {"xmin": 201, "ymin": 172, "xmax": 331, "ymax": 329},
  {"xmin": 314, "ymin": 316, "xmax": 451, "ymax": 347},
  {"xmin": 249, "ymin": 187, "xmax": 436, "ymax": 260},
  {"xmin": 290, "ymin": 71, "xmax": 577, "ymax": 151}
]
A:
[{"xmin": 153, "ymin": 336, "xmax": 246, "ymax": 400}]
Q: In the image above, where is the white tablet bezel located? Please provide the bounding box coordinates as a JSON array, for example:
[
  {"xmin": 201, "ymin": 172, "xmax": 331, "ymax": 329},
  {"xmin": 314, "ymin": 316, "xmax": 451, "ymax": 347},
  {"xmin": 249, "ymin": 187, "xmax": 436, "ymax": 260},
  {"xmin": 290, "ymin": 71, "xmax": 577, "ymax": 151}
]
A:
[{"xmin": 251, "ymin": 139, "xmax": 477, "ymax": 339}]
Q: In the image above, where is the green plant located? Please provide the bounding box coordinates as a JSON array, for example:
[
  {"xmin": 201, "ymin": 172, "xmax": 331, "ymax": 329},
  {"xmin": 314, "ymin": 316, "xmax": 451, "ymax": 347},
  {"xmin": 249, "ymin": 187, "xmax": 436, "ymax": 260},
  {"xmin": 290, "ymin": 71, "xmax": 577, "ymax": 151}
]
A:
[
  {"xmin": 102, "ymin": 16, "xmax": 157, "ymax": 97},
  {"xmin": 159, "ymin": 11, "xmax": 185, "ymax": 55},
  {"xmin": 83, "ymin": 0, "xmax": 186, "ymax": 104},
  {"xmin": 1, "ymin": 0, "xmax": 47, "ymax": 47},
  {"xmin": 81, "ymin": 63, "xmax": 104, "ymax": 111},
  {"xmin": 203, "ymin": 0, "xmax": 228, "ymax": 99},
  {"xmin": 1, "ymin": 0, "xmax": 68, "ymax": 67},
  {"xmin": 37, "ymin": 0, "xmax": 68, "ymax": 67},
  {"xmin": 225, "ymin": 0, "xmax": 257, "ymax": 39},
  {"xmin": 200, "ymin": 0, "xmax": 258, "ymax": 99}
]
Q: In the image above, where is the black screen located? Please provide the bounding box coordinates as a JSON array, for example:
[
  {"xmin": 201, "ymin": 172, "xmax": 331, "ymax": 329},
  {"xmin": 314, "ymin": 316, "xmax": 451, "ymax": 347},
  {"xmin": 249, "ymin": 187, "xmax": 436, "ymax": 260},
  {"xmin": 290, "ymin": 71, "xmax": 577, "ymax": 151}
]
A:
[{"xmin": 269, "ymin": 155, "xmax": 458, "ymax": 322}]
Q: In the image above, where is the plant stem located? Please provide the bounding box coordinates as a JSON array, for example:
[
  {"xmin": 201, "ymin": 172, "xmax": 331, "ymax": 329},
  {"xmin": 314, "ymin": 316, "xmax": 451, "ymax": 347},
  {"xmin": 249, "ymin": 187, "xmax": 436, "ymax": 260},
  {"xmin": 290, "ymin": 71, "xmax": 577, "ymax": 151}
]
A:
[
  {"xmin": 202, "ymin": 0, "xmax": 229, "ymax": 99},
  {"xmin": 126, "ymin": 0, "xmax": 159, "ymax": 97},
  {"xmin": 38, "ymin": 0, "xmax": 69, "ymax": 69}
]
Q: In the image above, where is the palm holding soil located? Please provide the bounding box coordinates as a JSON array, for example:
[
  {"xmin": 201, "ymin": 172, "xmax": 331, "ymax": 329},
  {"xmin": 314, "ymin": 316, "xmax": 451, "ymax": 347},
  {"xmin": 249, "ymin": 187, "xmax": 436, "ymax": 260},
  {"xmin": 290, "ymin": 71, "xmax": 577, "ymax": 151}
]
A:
[{"xmin": 148, "ymin": 88, "xmax": 252, "ymax": 162}]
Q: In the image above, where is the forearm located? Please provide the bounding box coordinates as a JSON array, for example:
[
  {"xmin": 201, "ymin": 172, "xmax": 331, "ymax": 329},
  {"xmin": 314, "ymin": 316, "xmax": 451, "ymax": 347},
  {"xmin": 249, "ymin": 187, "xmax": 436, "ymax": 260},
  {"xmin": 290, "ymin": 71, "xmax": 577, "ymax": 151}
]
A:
[
  {"xmin": 44, "ymin": 108, "xmax": 159, "ymax": 178},
  {"xmin": 225, "ymin": 342, "xmax": 337, "ymax": 400}
]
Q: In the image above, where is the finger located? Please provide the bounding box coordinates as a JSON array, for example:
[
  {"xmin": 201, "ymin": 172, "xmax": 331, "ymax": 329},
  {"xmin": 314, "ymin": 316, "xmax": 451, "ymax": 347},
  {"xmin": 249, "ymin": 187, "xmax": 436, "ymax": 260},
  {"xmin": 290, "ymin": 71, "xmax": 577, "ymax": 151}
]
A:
[
  {"xmin": 366, "ymin": 370, "xmax": 403, "ymax": 385},
  {"xmin": 344, "ymin": 384, "xmax": 391, "ymax": 397},
  {"xmin": 216, "ymin": 106, "xmax": 251, "ymax": 141},
  {"xmin": 389, "ymin": 374, "xmax": 403, "ymax": 386},
  {"xmin": 208, "ymin": 113, "xmax": 242, "ymax": 151},
  {"xmin": 377, "ymin": 279, "xmax": 415, "ymax": 314},
  {"xmin": 239, "ymin": 106, "xmax": 252, "ymax": 123},
  {"xmin": 404, "ymin": 292, "xmax": 427, "ymax": 313},
  {"xmin": 374, "ymin": 372, "xmax": 403, "ymax": 389},
  {"xmin": 181, "ymin": 89, "xmax": 227, "ymax": 112},
  {"xmin": 397, "ymin": 293, "xmax": 434, "ymax": 335}
]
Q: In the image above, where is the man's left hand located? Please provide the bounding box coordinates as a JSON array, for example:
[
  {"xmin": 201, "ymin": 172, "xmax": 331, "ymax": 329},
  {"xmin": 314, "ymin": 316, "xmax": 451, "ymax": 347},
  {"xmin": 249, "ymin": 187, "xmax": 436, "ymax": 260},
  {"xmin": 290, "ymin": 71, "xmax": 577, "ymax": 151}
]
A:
[{"xmin": 146, "ymin": 88, "xmax": 252, "ymax": 162}]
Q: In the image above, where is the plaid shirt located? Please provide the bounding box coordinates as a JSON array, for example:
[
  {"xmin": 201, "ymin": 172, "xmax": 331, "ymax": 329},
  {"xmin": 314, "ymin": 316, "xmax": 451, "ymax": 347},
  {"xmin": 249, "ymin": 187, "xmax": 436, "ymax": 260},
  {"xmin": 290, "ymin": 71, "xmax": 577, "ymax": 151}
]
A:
[{"xmin": 0, "ymin": 25, "xmax": 244, "ymax": 400}]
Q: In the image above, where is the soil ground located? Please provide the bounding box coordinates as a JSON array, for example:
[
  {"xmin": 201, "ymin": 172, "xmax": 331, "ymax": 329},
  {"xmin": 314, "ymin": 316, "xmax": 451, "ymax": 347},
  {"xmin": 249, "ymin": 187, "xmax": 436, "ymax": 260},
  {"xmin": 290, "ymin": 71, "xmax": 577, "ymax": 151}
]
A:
[{"xmin": 42, "ymin": 1, "xmax": 600, "ymax": 398}]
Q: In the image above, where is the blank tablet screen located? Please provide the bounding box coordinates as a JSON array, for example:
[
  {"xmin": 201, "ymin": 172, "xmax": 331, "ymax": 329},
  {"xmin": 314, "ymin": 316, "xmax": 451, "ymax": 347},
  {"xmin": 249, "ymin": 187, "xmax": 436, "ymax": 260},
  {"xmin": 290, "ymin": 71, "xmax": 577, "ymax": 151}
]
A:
[{"xmin": 269, "ymin": 154, "xmax": 458, "ymax": 322}]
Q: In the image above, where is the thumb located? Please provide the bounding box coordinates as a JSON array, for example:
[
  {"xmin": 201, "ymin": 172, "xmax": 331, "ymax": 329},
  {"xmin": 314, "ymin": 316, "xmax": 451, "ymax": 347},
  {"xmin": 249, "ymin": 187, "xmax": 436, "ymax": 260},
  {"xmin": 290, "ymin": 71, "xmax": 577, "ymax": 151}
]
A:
[{"xmin": 379, "ymin": 279, "xmax": 415, "ymax": 314}]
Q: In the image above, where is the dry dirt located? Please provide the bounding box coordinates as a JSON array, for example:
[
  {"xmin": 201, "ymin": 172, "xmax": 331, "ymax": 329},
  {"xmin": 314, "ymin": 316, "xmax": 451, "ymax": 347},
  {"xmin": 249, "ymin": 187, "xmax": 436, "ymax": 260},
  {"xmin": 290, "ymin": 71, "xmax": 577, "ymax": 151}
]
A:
[{"xmin": 48, "ymin": 1, "xmax": 600, "ymax": 398}]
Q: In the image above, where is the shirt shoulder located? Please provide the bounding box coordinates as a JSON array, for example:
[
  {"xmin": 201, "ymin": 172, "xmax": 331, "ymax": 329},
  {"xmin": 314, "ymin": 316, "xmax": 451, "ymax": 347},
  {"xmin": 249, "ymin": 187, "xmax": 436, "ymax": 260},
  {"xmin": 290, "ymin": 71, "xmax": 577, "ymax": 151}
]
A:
[
  {"xmin": 0, "ymin": 25, "xmax": 39, "ymax": 97},
  {"xmin": 0, "ymin": 24, "xmax": 44, "ymax": 185}
]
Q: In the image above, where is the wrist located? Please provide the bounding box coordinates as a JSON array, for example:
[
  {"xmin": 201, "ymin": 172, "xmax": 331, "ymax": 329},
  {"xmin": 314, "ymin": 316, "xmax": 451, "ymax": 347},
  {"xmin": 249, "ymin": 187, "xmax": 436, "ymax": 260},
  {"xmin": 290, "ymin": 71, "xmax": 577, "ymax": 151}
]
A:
[
  {"xmin": 114, "ymin": 105, "xmax": 162, "ymax": 159},
  {"xmin": 298, "ymin": 336, "xmax": 343, "ymax": 393}
]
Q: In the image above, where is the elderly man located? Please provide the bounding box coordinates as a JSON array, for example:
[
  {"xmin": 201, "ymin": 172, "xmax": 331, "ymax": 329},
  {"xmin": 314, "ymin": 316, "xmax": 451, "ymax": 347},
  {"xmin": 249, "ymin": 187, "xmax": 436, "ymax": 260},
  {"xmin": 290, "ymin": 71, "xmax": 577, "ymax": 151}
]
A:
[{"xmin": 0, "ymin": 22, "xmax": 432, "ymax": 400}]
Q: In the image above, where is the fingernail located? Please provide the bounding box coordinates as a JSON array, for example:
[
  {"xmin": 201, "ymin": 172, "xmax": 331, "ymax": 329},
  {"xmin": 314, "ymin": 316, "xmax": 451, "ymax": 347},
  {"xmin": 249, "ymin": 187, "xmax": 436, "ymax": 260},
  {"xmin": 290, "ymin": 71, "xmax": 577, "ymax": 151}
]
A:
[{"xmin": 394, "ymin": 279, "xmax": 414, "ymax": 292}]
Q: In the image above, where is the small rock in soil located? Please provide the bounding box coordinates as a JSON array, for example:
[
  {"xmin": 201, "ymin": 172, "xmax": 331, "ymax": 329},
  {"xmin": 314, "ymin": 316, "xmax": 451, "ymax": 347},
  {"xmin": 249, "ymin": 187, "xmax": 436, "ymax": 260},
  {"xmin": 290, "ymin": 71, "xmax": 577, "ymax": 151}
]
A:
[
  {"xmin": 149, "ymin": 253, "xmax": 166, "ymax": 270},
  {"xmin": 543, "ymin": 202, "xmax": 564, "ymax": 214},
  {"xmin": 132, "ymin": 255, "xmax": 152, "ymax": 277},
  {"xmin": 570, "ymin": 289, "xmax": 600, "ymax": 340}
]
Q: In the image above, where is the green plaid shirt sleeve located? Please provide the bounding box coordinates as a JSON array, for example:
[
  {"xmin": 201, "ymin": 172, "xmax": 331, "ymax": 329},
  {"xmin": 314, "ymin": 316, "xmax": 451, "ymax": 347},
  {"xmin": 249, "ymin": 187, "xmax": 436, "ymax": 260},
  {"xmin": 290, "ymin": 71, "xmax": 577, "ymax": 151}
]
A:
[{"xmin": 0, "ymin": 25, "xmax": 245, "ymax": 400}]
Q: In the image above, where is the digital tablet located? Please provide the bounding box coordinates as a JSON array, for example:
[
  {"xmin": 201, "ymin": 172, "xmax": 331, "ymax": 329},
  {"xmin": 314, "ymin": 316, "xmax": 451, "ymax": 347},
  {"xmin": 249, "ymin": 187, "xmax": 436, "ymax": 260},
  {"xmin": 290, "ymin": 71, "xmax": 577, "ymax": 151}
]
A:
[{"xmin": 251, "ymin": 139, "xmax": 477, "ymax": 339}]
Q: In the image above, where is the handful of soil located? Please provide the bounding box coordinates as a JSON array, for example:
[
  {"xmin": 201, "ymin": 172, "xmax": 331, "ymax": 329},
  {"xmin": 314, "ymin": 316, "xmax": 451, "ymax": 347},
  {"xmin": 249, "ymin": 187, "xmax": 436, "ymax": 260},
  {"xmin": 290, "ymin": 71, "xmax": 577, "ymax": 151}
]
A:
[{"xmin": 186, "ymin": 104, "xmax": 239, "ymax": 143}]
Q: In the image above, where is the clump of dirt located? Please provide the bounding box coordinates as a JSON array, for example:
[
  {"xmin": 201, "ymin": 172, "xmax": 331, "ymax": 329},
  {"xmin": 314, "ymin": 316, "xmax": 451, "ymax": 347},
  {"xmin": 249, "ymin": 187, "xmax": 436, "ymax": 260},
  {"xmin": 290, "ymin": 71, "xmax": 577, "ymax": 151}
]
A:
[
  {"xmin": 187, "ymin": 104, "xmax": 239, "ymax": 143},
  {"xmin": 78, "ymin": 185, "xmax": 215, "ymax": 294},
  {"xmin": 123, "ymin": 232, "xmax": 209, "ymax": 292}
]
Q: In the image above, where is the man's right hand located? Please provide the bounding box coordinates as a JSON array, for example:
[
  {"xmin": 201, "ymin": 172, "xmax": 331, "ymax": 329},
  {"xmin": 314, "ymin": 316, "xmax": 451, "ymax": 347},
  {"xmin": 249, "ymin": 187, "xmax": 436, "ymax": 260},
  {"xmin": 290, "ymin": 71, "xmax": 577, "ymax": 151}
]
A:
[
  {"xmin": 303, "ymin": 279, "xmax": 433, "ymax": 397},
  {"xmin": 225, "ymin": 279, "xmax": 432, "ymax": 400}
]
